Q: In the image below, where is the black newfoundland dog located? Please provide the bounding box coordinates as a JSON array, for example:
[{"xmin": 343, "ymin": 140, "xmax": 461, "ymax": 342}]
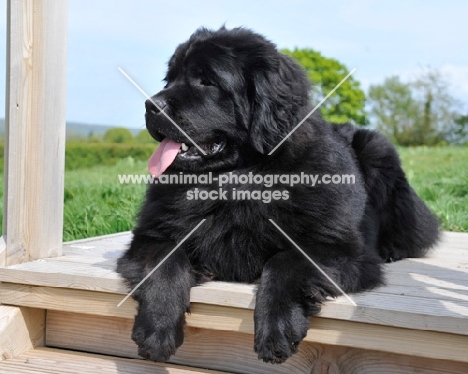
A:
[{"xmin": 117, "ymin": 27, "xmax": 439, "ymax": 364}]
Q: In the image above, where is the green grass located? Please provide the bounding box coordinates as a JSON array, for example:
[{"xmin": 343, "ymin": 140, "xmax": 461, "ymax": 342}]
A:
[
  {"xmin": 398, "ymin": 146, "xmax": 468, "ymax": 232},
  {"xmin": 62, "ymin": 157, "xmax": 147, "ymax": 241},
  {"xmin": 0, "ymin": 146, "xmax": 466, "ymax": 241}
]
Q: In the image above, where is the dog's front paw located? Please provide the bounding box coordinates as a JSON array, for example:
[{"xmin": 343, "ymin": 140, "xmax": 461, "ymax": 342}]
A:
[
  {"xmin": 132, "ymin": 314, "xmax": 184, "ymax": 362},
  {"xmin": 254, "ymin": 306, "xmax": 309, "ymax": 364},
  {"xmin": 254, "ymin": 327, "xmax": 299, "ymax": 364}
]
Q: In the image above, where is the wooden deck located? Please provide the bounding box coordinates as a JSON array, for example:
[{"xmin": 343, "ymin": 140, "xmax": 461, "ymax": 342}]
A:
[{"xmin": 0, "ymin": 231, "xmax": 467, "ymax": 373}]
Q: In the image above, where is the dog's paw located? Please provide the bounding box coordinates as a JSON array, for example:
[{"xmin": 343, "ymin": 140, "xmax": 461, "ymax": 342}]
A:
[
  {"xmin": 132, "ymin": 315, "xmax": 184, "ymax": 362},
  {"xmin": 254, "ymin": 328, "xmax": 299, "ymax": 364},
  {"xmin": 254, "ymin": 307, "xmax": 309, "ymax": 364}
]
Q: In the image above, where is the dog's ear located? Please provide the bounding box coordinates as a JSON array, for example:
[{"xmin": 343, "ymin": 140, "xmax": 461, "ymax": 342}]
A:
[{"xmin": 248, "ymin": 53, "xmax": 310, "ymax": 154}]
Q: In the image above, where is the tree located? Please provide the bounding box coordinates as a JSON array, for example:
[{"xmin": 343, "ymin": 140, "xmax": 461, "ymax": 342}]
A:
[
  {"xmin": 368, "ymin": 76, "xmax": 419, "ymax": 145},
  {"xmin": 282, "ymin": 48, "xmax": 366, "ymax": 125},
  {"xmin": 367, "ymin": 69, "xmax": 459, "ymax": 146},
  {"xmin": 103, "ymin": 127, "xmax": 134, "ymax": 143},
  {"xmin": 450, "ymin": 114, "xmax": 468, "ymax": 144},
  {"xmin": 412, "ymin": 69, "xmax": 459, "ymax": 145}
]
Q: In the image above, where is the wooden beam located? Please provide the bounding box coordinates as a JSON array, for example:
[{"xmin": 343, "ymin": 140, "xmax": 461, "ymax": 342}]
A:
[
  {"xmin": 46, "ymin": 312, "xmax": 468, "ymax": 374},
  {"xmin": 1, "ymin": 284, "xmax": 467, "ymax": 363},
  {"xmin": 1, "ymin": 273, "xmax": 468, "ymax": 336},
  {"xmin": 45, "ymin": 313, "xmax": 316, "ymax": 374},
  {"xmin": 0, "ymin": 306, "xmax": 44, "ymax": 360},
  {"xmin": 2, "ymin": 0, "xmax": 68, "ymax": 265}
]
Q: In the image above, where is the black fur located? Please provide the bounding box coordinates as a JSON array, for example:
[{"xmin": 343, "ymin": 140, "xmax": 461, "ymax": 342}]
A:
[{"xmin": 117, "ymin": 27, "xmax": 439, "ymax": 364}]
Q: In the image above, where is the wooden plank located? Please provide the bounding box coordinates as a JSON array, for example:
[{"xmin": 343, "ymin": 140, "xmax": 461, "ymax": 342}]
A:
[
  {"xmin": 0, "ymin": 347, "xmax": 230, "ymax": 374},
  {"xmin": 3, "ymin": 0, "xmax": 67, "ymax": 264},
  {"xmin": 63, "ymin": 231, "xmax": 131, "ymax": 246},
  {"xmin": 186, "ymin": 306, "xmax": 468, "ymax": 363},
  {"xmin": 186, "ymin": 304, "xmax": 468, "ymax": 363},
  {"xmin": 0, "ymin": 306, "xmax": 44, "ymax": 360},
  {"xmin": 45, "ymin": 313, "xmax": 463, "ymax": 374},
  {"xmin": 2, "ymin": 248, "xmax": 468, "ymax": 294},
  {"xmin": 51, "ymin": 251, "xmax": 468, "ymax": 278},
  {"xmin": 1, "ymin": 348, "xmax": 466, "ymax": 374},
  {"xmin": 438, "ymin": 232, "xmax": 468, "ymax": 249},
  {"xmin": 59, "ymin": 230, "xmax": 467, "ymax": 249},
  {"xmin": 310, "ymin": 318, "xmax": 468, "ymax": 363},
  {"xmin": 62, "ymin": 232, "xmax": 131, "ymax": 257},
  {"xmin": 42, "ymin": 255, "xmax": 119, "ymax": 266},
  {"xmin": 4, "ymin": 253, "xmax": 467, "ymax": 305},
  {"xmin": 310, "ymin": 346, "xmax": 468, "ymax": 374},
  {"xmin": 60, "ymin": 231, "xmax": 465, "ymax": 257},
  {"xmin": 0, "ymin": 284, "xmax": 137, "ymax": 320},
  {"xmin": 370, "ymin": 284, "xmax": 468, "ymax": 302},
  {"xmin": 1, "ymin": 282, "xmax": 468, "ymax": 336},
  {"xmin": 57, "ymin": 232, "xmax": 468, "ymax": 261},
  {"xmin": 0, "ymin": 261, "xmax": 125, "ymax": 293},
  {"xmin": 46, "ymin": 312, "xmax": 317, "ymax": 374},
  {"xmin": 386, "ymin": 260, "xmax": 468, "ymax": 274},
  {"xmin": 1, "ymin": 232, "xmax": 467, "ymax": 291},
  {"xmin": 419, "ymin": 247, "xmax": 468, "ymax": 259},
  {"xmin": 45, "ymin": 310, "xmax": 468, "ymax": 368}
]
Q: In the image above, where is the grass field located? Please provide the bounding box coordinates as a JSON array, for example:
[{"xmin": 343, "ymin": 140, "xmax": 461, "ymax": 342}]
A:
[
  {"xmin": 0, "ymin": 146, "xmax": 466, "ymax": 241},
  {"xmin": 398, "ymin": 146, "xmax": 468, "ymax": 232},
  {"xmin": 62, "ymin": 157, "xmax": 147, "ymax": 241}
]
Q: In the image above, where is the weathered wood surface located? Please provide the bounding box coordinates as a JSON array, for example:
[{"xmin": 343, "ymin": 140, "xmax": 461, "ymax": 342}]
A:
[
  {"xmin": 0, "ymin": 231, "xmax": 467, "ymax": 337},
  {"xmin": 1, "ymin": 308, "xmax": 466, "ymax": 374},
  {"xmin": 0, "ymin": 347, "xmax": 229, "ymax": 374},
  {"xmin": 45, "ymin": 311, "xmax": 468, "ymax": 374},
  {"xmin": 2, "ymin": 346, "xmax": 466, "ymax": 374},
  {"xmin": 0, "ymin": 231, "xmax": 467, "ymax": 371},
  {"xmin": 3, "ymin": 288, "xmax": 468, "ymax": 364},
  {"xmin": 2, "ymin": 0, "xmax": 67, "ymax": 265},
  {"xmin": 47, "ymin": 304, "xmax": 468, "ymax": 371},
  {"xmin": 0, "ymin": 306, "xmax": 44, "ymax": 360}
]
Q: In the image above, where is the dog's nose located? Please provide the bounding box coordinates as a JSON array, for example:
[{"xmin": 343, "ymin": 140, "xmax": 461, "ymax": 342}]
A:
[{"xmin": 145, "ymin": 97, "xmax": 166, "ymax": 113}]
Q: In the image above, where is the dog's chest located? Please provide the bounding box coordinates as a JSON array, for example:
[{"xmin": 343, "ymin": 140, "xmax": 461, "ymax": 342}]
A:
[
  {"xmin": 187, "ymin": 238, "xmax": 268, "ymax": 283},
  {"xmin": 185, "ymin": 206, "xmax": 275, "ymax": 282}
]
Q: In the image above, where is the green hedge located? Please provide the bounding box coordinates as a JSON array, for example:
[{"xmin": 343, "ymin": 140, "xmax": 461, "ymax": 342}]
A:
[
  {"xmin": 0, "ymin": 142, "xmax": 158, "ymax": 172},
  {"xmin": 65, "ymin": 142, "xmax": 156, "ymax": 170}
]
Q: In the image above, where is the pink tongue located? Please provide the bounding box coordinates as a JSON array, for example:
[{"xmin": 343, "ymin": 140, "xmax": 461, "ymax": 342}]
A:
[{"xmin": 148, "ymin": 138, "xmax": 182, "ymax": 178}]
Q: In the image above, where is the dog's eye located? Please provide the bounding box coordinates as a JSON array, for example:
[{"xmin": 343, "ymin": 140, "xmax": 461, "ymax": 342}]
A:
[{"xmin": 200, "ymin": 78, "xmax": 214, "ymax": 87}]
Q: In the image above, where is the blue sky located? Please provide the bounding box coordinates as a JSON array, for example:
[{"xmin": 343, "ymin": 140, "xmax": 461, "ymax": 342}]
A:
[{"xmin": 0, "ymin": 0, "xmax": 467, "ymax": 129}]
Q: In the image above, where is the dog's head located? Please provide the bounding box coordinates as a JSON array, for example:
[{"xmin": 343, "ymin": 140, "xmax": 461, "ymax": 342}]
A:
[{"xmin": 146, "ymin": 27, "xmax": 312, "ymax": 177}]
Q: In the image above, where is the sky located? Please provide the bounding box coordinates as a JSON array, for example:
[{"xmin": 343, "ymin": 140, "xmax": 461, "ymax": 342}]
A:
[{"xmin": 0, "ymin": 0, "xmax": 467, "ymax": 129}]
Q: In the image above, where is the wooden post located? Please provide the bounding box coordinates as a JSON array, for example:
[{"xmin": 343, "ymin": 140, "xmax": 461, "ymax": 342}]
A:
[{"xmin": 1, "ymin": 0, "xmax": 68, "ymax": 266}]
